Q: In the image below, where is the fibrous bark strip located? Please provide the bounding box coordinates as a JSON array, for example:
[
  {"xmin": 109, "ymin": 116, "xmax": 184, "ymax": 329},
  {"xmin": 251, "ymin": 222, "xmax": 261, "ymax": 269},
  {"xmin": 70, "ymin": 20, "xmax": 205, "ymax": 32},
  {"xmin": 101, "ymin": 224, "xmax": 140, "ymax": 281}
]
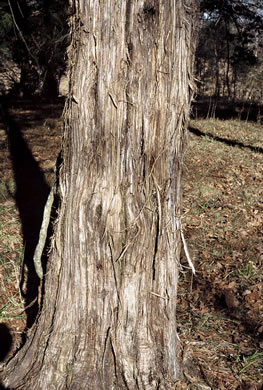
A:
[{"xmin": 2, "ymin": 2, "xmax": 198, "ymax": 389}]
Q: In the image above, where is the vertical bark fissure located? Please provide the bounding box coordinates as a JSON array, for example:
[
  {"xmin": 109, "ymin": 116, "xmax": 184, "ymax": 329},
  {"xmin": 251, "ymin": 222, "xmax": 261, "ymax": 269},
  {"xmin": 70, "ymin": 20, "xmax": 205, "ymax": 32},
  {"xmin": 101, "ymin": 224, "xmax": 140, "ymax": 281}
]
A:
[
  {"xmin": 1, "ymin": 2, "xmax": 199, "ymax": 389},
  {"xmin": 152, "ymin": 211, "xmax": 160, "ymax": 281}
]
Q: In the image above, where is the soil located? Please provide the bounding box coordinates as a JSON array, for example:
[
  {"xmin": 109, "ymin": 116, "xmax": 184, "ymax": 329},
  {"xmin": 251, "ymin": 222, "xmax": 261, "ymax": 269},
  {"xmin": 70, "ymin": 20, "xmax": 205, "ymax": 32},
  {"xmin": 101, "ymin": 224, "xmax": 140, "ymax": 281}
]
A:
[{"xmin": 0, "ymin": 99, "xmax": 262, "ymax": 389}]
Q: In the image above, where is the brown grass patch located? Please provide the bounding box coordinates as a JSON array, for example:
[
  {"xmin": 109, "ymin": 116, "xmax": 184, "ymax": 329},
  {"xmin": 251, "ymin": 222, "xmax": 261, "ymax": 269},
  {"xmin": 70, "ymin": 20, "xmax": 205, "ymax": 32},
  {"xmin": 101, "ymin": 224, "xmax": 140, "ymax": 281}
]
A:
[{"xmin": 179, "ymin": 118, "xmax": 263, "ymax": 388}]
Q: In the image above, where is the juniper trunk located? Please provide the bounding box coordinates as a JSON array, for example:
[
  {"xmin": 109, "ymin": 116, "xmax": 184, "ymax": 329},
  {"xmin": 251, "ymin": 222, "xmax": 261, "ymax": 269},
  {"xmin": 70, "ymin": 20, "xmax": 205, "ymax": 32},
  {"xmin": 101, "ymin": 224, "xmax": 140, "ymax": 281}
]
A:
[{"xmin": 2, "ymin": 1, "xmax": 198, "ymax": 389}]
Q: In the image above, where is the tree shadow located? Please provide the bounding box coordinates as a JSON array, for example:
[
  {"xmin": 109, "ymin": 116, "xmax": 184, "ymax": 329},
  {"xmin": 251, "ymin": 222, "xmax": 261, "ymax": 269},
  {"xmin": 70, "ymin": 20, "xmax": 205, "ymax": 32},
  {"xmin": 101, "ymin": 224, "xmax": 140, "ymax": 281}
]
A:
[
  {"xmin": 178, "ymin": 266, "xmax": 262, "ymax": 353},
  {"xmin": 189, "ymin": 126, "xmax": 263, "ymax": 154},
  {"xmin": 194, "ymin": 274, "xmax": 262, "ymax": 344},
  {"xmin": 0, "ymin": 96, "xmax": 51, "ymax": 332},
  {"xmin": 0, "ymin": 324, "xmax": 13, "ymax": 390},
  {"xmin": 0, "ymin": 324, "xmax": 12, "ymax": 362}
]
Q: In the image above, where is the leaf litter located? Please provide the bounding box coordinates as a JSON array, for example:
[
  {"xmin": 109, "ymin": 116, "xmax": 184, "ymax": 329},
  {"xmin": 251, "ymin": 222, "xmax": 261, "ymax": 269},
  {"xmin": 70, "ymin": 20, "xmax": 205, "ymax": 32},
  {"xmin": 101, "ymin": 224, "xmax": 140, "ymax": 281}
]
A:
[
  {"xmin": 178, "ymin": 118, "xmax": 263, "ymax": 389},
  {"xmin": 0, "ymin": 106, "xmax": 263, "ymax": 388}
]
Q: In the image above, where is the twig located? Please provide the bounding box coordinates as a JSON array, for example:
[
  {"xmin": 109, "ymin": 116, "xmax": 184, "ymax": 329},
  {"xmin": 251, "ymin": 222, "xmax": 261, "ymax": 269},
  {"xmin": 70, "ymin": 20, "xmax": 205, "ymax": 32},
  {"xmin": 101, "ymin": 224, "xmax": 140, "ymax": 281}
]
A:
[
  {"xmin": 10, "ymin": 297, "xmax": 37, "ymax": 316},
  {"xmin": 180, "ymin": 228, "xmax": 195, "ymax": 274},
  {"xmin": 150, "ymin": 292, "xmax": 167, "ymax": 300},
  {"xmin": 176, "ymin": 217, "xmax": 196, "ymax": 274}
]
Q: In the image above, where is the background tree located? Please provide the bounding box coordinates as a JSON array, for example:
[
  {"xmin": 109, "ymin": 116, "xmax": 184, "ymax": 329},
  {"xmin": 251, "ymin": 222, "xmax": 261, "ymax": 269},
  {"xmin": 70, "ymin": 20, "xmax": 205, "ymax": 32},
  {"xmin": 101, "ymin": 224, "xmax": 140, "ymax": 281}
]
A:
[
  {"xmin": 1, "ymin": 1, "xmax": 198, "ymax": 389},
  {"xmin": 196, "ymin": 0, "xmax": 263, "ymax": 102},
  {"xmin": 0, "ymin": 0, "xmax": 69, "ymax": 97}
]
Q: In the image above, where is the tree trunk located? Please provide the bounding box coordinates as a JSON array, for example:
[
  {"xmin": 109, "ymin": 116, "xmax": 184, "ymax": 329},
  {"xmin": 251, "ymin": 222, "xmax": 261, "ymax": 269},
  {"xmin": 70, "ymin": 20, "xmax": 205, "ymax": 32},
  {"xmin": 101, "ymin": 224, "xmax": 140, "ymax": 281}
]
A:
[{"xmin": 1, "ymin": 1, "xmax": 198, "ymax": 389}]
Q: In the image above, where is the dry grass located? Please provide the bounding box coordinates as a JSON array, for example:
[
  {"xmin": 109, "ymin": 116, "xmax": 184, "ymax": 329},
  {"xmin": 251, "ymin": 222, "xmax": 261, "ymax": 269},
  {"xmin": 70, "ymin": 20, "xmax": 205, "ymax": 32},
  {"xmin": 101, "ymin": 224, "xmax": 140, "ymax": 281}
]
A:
[
  {"xmin": 0, "ymin": 204, "xmax": 23, "ymax": 314},
  {"xmin": 0, "ymin": 108, "xmax": 262, "ymax": 387},
  {"xmin": 0, "ymin": 203, "xmax": 26, "ymax": 355},
  {"xmin": 178, "ymin": 118, "xmax": 263, "ymax": 389}
]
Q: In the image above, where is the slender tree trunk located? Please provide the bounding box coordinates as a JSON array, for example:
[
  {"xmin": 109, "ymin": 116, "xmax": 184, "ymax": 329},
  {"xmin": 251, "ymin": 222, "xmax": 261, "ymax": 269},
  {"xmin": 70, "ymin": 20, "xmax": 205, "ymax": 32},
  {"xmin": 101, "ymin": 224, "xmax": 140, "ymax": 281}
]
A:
[
  {"xmin": 1, "ymin": 1, "xmax": 198, "ymax": 389},
  {"xmin": 225, "ymin": 34, "xmax": 231, "ymax": 98}
]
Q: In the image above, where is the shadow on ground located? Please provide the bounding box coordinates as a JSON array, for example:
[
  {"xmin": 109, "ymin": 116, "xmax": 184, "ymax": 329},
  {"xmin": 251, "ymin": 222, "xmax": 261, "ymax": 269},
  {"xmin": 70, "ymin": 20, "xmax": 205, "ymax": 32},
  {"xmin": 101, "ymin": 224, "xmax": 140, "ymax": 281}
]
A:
[
  {"xmin": 0, "ymin": 324, "xmax": 12, "ymax": 389},
  {"xmin": 0, "ymin": 96, "xmax": 51, "ymax": 331},
  {"xmin": 189, "ymin": 126, "xmax": 263, "ymax": 154},
  {"xmin": 0, "ymin": 324, "xmax": 12, "ymax": 362}
]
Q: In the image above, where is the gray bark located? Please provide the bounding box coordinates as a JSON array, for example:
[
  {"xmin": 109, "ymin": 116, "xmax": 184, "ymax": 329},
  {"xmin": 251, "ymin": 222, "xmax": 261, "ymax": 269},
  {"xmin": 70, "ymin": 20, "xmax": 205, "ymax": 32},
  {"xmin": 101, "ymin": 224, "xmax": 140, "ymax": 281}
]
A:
[{"xmin": 1, "ymin": 1, "xmax": 198, "ymax": 389}]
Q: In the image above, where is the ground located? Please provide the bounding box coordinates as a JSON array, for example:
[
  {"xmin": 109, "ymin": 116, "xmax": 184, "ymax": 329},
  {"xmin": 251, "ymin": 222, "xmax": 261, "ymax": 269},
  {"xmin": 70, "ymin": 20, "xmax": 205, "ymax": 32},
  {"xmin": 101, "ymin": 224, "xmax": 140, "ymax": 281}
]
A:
[{"xmin": 0, "ymin": 100, "xmax": 262, "ymax": 389}]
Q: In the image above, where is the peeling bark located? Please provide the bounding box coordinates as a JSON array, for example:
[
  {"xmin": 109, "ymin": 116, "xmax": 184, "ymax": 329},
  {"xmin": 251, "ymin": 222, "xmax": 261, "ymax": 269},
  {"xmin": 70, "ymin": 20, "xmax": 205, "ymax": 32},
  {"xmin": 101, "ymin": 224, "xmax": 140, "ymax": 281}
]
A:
[{"xmin": 1, "ymin": 1, "xmax": 198, "ymax": 389}]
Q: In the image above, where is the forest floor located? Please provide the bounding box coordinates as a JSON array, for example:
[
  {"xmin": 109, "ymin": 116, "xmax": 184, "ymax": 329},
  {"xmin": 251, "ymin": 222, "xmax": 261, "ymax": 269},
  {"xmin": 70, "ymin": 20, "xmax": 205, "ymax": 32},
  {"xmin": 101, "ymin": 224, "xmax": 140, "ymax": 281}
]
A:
[{"xmin": 0, "ymin": 100, "xmax": 262, "ymax": 389}]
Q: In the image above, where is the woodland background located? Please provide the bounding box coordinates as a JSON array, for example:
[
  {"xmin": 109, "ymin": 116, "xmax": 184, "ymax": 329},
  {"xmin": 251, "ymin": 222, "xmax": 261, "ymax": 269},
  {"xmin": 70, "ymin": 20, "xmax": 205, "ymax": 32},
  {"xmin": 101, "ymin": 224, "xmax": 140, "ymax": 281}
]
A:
[{"xmin": 0, "ymin": 1, "xmax": 263, "ymax": 388}]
